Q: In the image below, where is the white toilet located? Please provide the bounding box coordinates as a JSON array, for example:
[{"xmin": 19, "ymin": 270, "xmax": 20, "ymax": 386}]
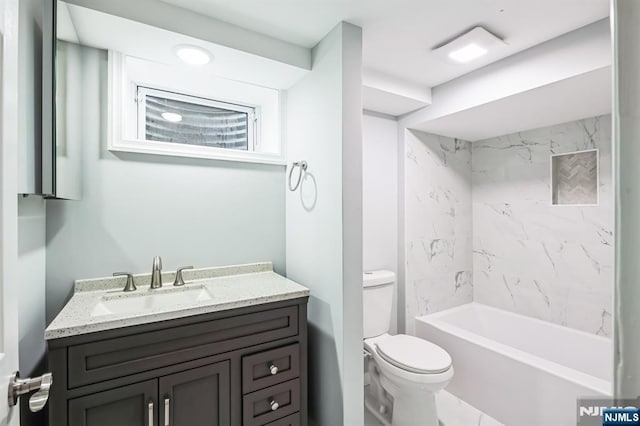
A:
[{"xmin": 363, "ymin": 270, "xmax": 453, "ymax": 426}]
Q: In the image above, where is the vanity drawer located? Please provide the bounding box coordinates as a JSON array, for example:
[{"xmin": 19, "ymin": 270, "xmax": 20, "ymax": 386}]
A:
[
  {"xmin": 242, "ymin": 343, "xmax": 299, "ymax": 393},
  {"xmin": 68, "ymin": 306, "xmax": 298, "ymax": 388},
  {"xmin": 243, "ymin": 379, "xmax": 300, "ymax": 426},
  {"xmin": 264, "ymin": 413, "xmax": 300, "ymax": 426}
]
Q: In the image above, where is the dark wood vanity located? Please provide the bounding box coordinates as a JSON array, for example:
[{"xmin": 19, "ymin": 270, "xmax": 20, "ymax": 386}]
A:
[{"xmin": 47, "ymin": 297, "xmax": 308, "ymax": 426}]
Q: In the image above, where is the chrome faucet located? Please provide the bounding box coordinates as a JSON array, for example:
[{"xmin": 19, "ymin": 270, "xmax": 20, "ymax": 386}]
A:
[{"xmin": 150, "ymin": 256, "xmax": 163, "ymax": 289}]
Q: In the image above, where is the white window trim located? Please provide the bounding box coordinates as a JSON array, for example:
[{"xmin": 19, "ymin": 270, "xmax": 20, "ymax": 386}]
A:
[{"xmin": 108, "ymin": 51, "xmax": 285, "ymax": 165}]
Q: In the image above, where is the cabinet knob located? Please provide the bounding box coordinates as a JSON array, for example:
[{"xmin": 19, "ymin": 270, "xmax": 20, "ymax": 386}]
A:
[
  {"xmin": 269, "ymin": 363, "xmax": 278, "ymax": 375},
  {"xmin": 270, "ymin": 399, "xmax": 279, "ymax": 411}
]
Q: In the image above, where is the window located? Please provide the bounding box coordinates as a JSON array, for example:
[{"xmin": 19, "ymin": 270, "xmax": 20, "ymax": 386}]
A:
[
  {"xmin": 108, "ymin": 52, "xmax": 283, "ymax": 164},
  {"xmin": 136, "ymin": 87, "xmax": 257, "ymax": 151}
]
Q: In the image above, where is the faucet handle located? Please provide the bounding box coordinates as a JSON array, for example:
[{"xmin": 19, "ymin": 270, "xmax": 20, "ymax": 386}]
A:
[
  {"xmin": 113, "ymin": 272, "xmax": 137, "ymax": 292},
  {"xmin": 173, "ymin": 266, "xmax": 194, "ymax": 286}
]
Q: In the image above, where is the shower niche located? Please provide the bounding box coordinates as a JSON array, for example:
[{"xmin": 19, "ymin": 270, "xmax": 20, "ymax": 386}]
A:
[{"xmin": 551, "ymin": 149, "xmax": 599, "ymax": 206}]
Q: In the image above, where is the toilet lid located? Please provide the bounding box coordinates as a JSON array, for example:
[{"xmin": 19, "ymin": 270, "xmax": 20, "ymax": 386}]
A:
[{"xmin": 375, "ymin": 334, "xmax": 452, "ymax": 374}]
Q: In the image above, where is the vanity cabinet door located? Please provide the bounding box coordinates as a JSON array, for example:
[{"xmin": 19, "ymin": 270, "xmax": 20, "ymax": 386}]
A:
[
  {"xmin": 68, "ymin": 380, "xmax": 157, "ymax": 426},
  {"xmin": 159, "ymin": 361, "xmax": 231, "ymax": 426}
]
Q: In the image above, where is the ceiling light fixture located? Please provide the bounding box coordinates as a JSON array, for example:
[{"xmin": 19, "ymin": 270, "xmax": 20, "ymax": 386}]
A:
[
  {"xmin": 161, "ymin": 112, "xmax": 183, "ymax": 122},
  {"xmin": 432, "ymin": 27, "xmax": 505, "ymax": 65},
  {"xmin": 175, "ymin": 45, "xmax": 212, "ymax": 65},
  {"xmin": 448, "ymin": 43, "xmax": 488, "ymax": 63}
]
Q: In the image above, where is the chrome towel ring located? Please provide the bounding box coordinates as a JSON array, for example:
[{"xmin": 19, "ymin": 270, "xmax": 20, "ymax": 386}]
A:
[{"xmin": 288, "ymin": 161, "xmax": 308, "ymax": 191}]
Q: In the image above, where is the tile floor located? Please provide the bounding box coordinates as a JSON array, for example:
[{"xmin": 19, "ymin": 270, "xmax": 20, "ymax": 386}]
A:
[{"xmin": 364, "ymin": 389, "xmax": 503, "ymax": 426}]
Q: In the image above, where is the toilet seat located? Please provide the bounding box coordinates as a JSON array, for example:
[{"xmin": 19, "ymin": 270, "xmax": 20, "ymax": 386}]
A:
[
  {"xmin": 375, "ymin": 334, "xmax": 452, "ymax": 374},
  {"xmin": 364, "ymin": 333, "xmax": 454, "ymax": 426}
]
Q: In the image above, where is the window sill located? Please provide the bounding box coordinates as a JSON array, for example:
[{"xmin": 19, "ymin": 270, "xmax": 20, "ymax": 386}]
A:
[{"xmin": 108, "ymin": 138, "xmax": 286, "ymax": 166}]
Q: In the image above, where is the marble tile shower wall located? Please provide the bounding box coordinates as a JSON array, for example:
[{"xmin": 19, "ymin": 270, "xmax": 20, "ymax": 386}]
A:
[
  {"xmin": 472, "ymin": 115, "xmax": 613, "ymax": 337},
  {"xmin": 405, "ymin": 130, "xmax": 473, "ymax": 335}
]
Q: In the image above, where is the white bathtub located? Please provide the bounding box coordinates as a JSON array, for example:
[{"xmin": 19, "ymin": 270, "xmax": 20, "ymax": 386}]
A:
[{"xmin": 415, "ymin": 303, "xmax": 612, "ymax": 426}]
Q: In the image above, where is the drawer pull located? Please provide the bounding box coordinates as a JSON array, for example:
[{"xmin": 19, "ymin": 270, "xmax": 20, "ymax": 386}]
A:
[
  {"xmin": 270, "ymin": 399, "xmax": 279, "ymax": 411},
  {"xmin": 164, "ymin": 397, "xmax": 170, "ymax": 426},
  {"xmin": 148, "ymin": 400, "xmax": 154, "ymax": 426},
  {"xmin": 269, "ymin": 363, "xmax": 279, "ymax": 375}
]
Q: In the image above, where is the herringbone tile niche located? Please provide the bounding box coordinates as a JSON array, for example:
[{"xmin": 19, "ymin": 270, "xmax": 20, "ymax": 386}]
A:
[{"xmin": 551, "ymin": 150, "xmax": 598, "ymax": 205}]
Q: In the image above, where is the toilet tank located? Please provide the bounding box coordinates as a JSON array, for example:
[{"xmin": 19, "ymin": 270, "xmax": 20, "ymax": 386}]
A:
[{"xmin": 363, "ymin": 270, "xmax": 395, "ymax": 338}]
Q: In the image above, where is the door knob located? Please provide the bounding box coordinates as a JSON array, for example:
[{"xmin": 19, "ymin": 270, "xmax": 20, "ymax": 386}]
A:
[{"xmin": 8, "ymin": 371, "xmax": 53, "ymax": 412}]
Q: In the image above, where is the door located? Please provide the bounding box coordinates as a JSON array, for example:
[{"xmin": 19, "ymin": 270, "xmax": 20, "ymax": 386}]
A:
[
  {"xmin": 68, "ymin": 380, "xmax": 158, "ymax": 426},
  {"xmin": 159, "ymin": 362, "xmax": 231, "ymax": 426},
  {"xmin": 0, "ymin": 0, "xmax": 22, "ymax": 424}
]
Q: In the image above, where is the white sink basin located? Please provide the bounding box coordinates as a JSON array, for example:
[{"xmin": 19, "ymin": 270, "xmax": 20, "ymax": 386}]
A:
[{"xmin": 90, "ymin": 285, "xmax": 213, "ymax": 317}]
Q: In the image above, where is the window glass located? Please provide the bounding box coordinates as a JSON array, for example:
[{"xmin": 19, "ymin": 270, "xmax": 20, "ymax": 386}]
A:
[{"xmin": 138, "ymin": 87, "xmax": 255, "ymax": 151}]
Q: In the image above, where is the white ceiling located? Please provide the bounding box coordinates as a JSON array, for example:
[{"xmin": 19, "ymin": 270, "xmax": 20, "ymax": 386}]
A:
[
  {"xmin": 412, "ymin": 67, "xmax": 611, "ymax": 142},
  {"xmin": 159, "ymin": 0, "xmax": 609, "ymax": 88},
  {"xmin": 62, "ymin": 3, "xmax": 308, "ymax": 89},
  {"xmin": 363, "ymin": 86, "xmax": 430, "ymax": 118}
]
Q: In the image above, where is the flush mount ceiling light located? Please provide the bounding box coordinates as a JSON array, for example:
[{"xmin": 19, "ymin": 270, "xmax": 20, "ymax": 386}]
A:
[
  {"xmin": 175, "ymin": 45, "xmax": 212, "ymax": 65},
  {"xmin": 161, "ymin": 112, "xmax": 183, "ymax": 122},
  {"xmin": 432, "ymin": 27, "xmax": 505, "ymax": 64},
  {"xmin": 448, "ymin": 43, "xmax": 487, "ymax": 63}
]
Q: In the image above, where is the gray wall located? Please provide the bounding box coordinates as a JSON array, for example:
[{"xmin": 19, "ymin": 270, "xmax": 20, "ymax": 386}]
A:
[
  {"xmin": 17, "ymin": 197, "xmax": 47, "ymax": 426},
  {"xmin": 18, "ymin": 197, "xmax": 46, "ymax": 375},
  {"xmin": 46, "ymin": 45, "xmax": 286, "ymax": 323},
  {"xmin": 363, "ymin": 113, "xmax": 398, "ymax": 334},
  {"xmin": 285, "ymin": 22, "xmax": 363, "ymax": 426}
]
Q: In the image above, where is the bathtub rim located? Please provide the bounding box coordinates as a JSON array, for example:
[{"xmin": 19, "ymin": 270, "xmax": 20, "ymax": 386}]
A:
[{"xmin": 416, "ymin": 302, "xmax": 612, "ymax": 396}]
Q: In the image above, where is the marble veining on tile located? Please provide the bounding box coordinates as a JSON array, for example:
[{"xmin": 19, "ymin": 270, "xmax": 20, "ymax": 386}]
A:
[
  {"xmin": 472, "ymin": 115, "xmax": 613, "ymax": 337},
  {"xmin": 405, "ymin": 130, "xmax": 473, "ymax": 334},
  {"xmin": 405, "ymin": 115, "xmax": 613, "ymax": 338}
]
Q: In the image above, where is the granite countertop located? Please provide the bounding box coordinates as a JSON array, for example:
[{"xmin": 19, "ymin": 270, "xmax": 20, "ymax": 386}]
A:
[{"xmin": 45, "ymin": 262, "xmax": 309, "ymax": 340}]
